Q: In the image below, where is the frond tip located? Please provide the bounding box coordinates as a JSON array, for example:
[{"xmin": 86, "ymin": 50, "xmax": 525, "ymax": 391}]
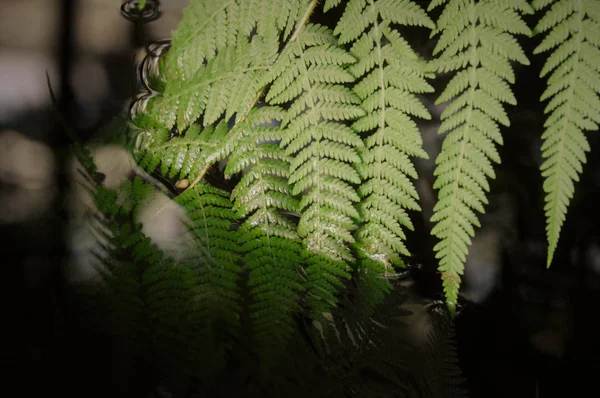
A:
[
  {"xmin": 429, "ymin": 0, "xmax": 531, "ymax": 312},
  {"xmin": 533, "ymin": 0, "xmax": 600, "ymax": 267},
  {"xmin": 333, "ymin": 0, "xmax": 434, "ymax": 309}
]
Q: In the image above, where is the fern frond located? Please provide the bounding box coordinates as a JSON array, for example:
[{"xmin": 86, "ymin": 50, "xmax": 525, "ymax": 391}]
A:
[
  {"xmin": 175, "ymin": 183, "xmax": 242, "ymax": 331},
  {"xmin": 532, "ymin": 0, "xmax": 600, "ymax": 267},
  {"xmin": 225, "ymin": 106, "xmax": 305, "ymax": 356},
  {"xmin": 133, "ymin": 121, "xmax": 228, "ymax": 180},
  {"xmin": 415, "ymin": 313, "xmax": 468, "ymax": 398},
  {"xmin": 430, "ymin": 0, "xmax": 531, "ymax": 312},
  {"xmin": 265, "ymin": 23, "xmax": 365, "ymax": 317},
  {"xmin": 79, "ymin": 171, "xmax": 217, "ymax": 378},
  {"xmin": 142, "ymin": 0, "xmax": 314, "ymax": 130},
  {"xmin": 330, "ymin": 0, "xmax": 433, "ymax": 309}
]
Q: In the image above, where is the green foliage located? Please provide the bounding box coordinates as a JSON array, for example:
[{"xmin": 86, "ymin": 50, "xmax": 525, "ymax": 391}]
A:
[
  {"xmin": 532, "ymin": 0, "xmax": 600, "ymax": 267},
  {"xmin": 331, "ymin": 0, "xmax": 435, "ymax": 310},
  {"xmin": 428, "ymin": 0, "xmax": 532, "ymax": 313},
  {"xmin": 68, "ymin": 0, "xmax": 600, "ymax": 395},
  {"xmin": 264, "ymin": 21, "xmax": 365, "ymax": 317},
  {"xmin": 225, "ymin": 106, "xmax": 306, "ymax": 355}
]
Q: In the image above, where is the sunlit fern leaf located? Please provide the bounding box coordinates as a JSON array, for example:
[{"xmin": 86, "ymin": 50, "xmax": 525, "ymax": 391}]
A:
[
  {"xmin": 324, "ymin": 0, "xmax": 343, "ymax": 12},
  {"xmin": 429, "ymin": 0, "xmax": 531, "ymax": 313},
  {"xmin": 133, "ymin": 121, "xmax": 229, "ymax": 180},
  {"xmin": 175, "ymin": 182, "xmax": 242, "ymax": 332},
  {"xmin": 330, "ymin": 0, "xmax": 434, "ymax": 311},
  {"xmin": 264, "ymin": 22, "xmax": 365, "ymax": 318},
  {"xmin": 532, "ymin": 0, "xmax": 600, "ymax": 267},
  {"xmin": 146, "ymin": 0, "xmax": 313, "ymax": 130},
  {"xmin": 225, "ymin": 106, "xmax": 305, "ymax": 357}
]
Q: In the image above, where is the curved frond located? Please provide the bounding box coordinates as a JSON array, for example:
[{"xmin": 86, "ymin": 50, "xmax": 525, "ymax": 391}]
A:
[
  {"xmin": 331, "ymin": 0, "xmax": 434, "ymax": 309},
  {"xmin": 429, "ymin": 0, "xmax": 531, "ymax": 312},
  {"xmin": 532, "ymin": 0, "xmax": 600, "ymax": 267}
]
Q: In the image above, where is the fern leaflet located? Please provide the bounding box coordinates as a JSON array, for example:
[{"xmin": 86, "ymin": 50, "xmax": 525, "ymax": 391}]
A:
[
  {"xmin": 428, "ymin": 0, "xmax": 531, "ymax": 312},
  {"xmin": 532, "ymin": 0, "xmax": 600, "ymax": 267},
  {"xmin": 265, "ymin": 22, "xmax": 365, "ymax": 317},
  {"xmin": 175, "ymin": 183, "xmax": 242, "ymax": 338},
  {"xmin": 332, "ymin": 0, "xmax": 434, "ymax": 310},
  {"xmin": 225, "ymin": 106, "xmax": 306, "ymax": 356},
  {"xmin": 145, "ymin": 0, "xmax": 313, "ymax": 130}
]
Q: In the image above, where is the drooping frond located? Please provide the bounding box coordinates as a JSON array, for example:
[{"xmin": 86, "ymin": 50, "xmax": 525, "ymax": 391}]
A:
[
  {"xmin": 532, "ymin": 0, "xmax": 600, "ymax": 267},
  {"xmin": 224, "ymin": 106, "xmax": 305, "ymax": 356},
  {"xmin": 429, "ymin": 0, "xmax": 531, "ymax": 312},
  {"xmin": 332, "ymin": 0, "xmax": 434, "ymax": 309},
  {"xmin": 175, "ymin": 182, "xmax": 242, "ymax": 333},
  {"xmin": 264, "ymin": 22, "xmax": 365, "ymax": 317},
  {"xmin": 144, "ymin": 0, "xmax": 315, "ymax": 130}
]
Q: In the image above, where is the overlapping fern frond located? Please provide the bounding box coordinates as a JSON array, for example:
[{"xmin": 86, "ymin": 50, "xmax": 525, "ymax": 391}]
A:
[
  {"xmin": 175, "ymin": 183, "xmax": 242, "ymax": 335},
  {"xmin": 133, "ymin": 120, "xmax": 229, "ymax": 181},
  {"xmin": 331, "ymin": 0, "xmax": 435, "ymax": 310},
  {"xmin": 145, "ymin": 0, "xmax": 314, "ymax": 130},
  {"xmin": 532, "ymin": 0, "xmax": 600, "ymax": 267},
  {"xmin": 264, "ymin": 22, "xmax": 365, "ymax": 317},
  {"xmin": 73, "ymin": 147, "xmax": 220, "ymax": 383},
  {"xmin": 224, "ymin": 106, "xmax": 305, "ymax": 355},
  {"xmin": 428, "ymin": 0, "xmax": 532, "ymax": 312}
]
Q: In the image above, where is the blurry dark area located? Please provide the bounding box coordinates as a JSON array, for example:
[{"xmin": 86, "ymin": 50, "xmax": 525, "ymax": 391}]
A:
[
  {"xmin": 2, "ymin": 0, "xmax": 186, "ymax": 395},
  {"xmin": 4, "ymin": 1, "xmax": 599, "ymax": 397}
]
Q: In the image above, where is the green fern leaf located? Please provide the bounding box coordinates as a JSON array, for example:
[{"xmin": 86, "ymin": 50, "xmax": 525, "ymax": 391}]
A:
[
  {"xmin": 430, "ymin": 0, "xmax": 531, "ymax": 313},
  {"xmin": 133, "ymin": 121, "xmax": 228, "ymax": 180},
  {"xmin": 143, "ymin": 0, "xmax": 314, "ymax": 130},
  {"xmin": 223, "ymin": 106, "xmax": 306, "ymax": 355},
  {"xmin": 533, "ymin": 0, "xmax": 600, "ymax": 267},
  {"xmin": 264, "ymin": 22, "xmax": 364, "ymax": 317},
  {"xmin": 175, "ymin": 183, "xmax": 242, "ymax": 330},
  {"xmin": 330, "ymin": 0, "xmax": 433, "ymax": 310}
]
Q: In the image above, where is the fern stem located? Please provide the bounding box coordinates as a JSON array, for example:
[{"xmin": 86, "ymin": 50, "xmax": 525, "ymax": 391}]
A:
[{"xmin": 290, "ymin": 0, "xmax": 318, "ymax": 42}]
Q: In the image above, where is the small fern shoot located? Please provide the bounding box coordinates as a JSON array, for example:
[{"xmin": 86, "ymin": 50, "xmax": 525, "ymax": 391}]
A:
[
  {"xmin": 532, "ymin": 0, "xmax": 600, "ymax": 267},
  {"xmin": 428, "ymin": 0, "xmax": 532, "ymax": 312},
  {"xmin": 265, "ymin": 22, "xmax": 365, "ymax": 317},
  {"xmin": 332, "ymin": 0, "xmax": 435, "ymax": 309}
]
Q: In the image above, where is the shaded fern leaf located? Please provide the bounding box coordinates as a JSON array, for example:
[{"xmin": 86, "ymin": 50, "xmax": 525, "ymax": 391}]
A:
[
  {"xmin": 265, "ymin": 23, "xmax": 365, "ymax": 317},
  {"xmin": 332, "ymin": 0, "xmax": 434, "ymax": 310},
  {"xmin": 429, "ymin": 0, "xmax": 531, "ymax": 312},
  {"xmin": 414, "ymin": 311, "xmax": 468, "ymax": 398},
  {"xmin": 532, "ymin": 0, "xmax": 600, "ymax": 267},
  {"xmin": 301, "ymin": 283, "xmax": 416, "ymax": 397},
  {"xmin": 226, "ymin": 106, "xmax": 305, "ymax": 356},
  {"xmin": 80, "ymin": 174, "xmax": 222, "ymax": 383},
  {"xmin": 133, "ymin": 121, "xmax": 229, "ymax": 180},
  {"xmin": 147, "ymin": 0, "xmax": 314, "ymax": 130},
  {"xmin": 175, "ymin": 183, "xmax": 242, "ymax": 335}
]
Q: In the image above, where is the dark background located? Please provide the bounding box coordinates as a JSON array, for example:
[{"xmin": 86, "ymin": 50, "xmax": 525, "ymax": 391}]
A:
[{"xmin": 5, "ymin": 1, "xmax": 599, "ymax": 397}]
